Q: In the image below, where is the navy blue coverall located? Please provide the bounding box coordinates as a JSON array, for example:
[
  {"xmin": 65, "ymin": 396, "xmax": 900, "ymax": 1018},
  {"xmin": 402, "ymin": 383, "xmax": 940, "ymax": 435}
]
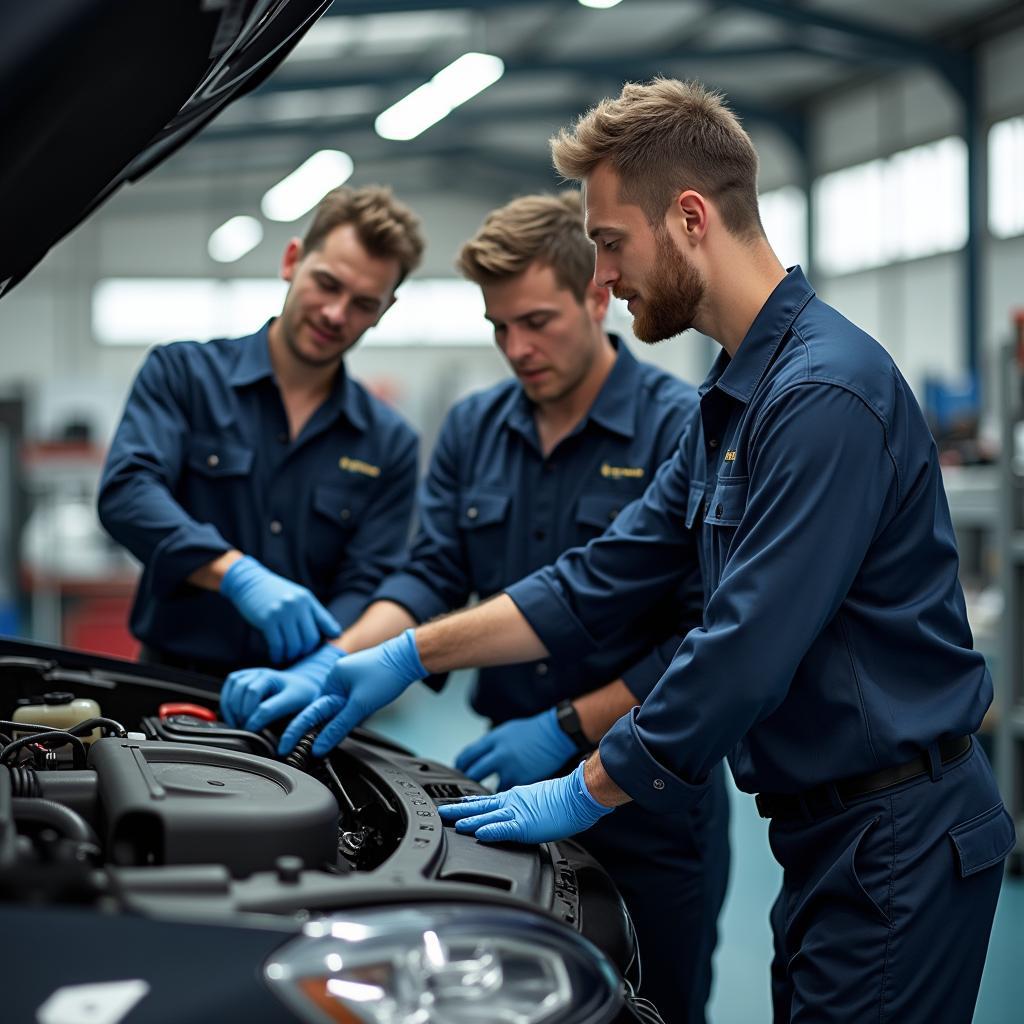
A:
[
  {"xmin": 374, "ymin": 337, "xmax": 730, "ymax": 1024},
  {"xmin": 98, "ymin": 323, "xmax": 418, "ymax": 681},
  {"xmin": 508, "ymin": 270, "xmax": 1014, "ymax": 1023}
]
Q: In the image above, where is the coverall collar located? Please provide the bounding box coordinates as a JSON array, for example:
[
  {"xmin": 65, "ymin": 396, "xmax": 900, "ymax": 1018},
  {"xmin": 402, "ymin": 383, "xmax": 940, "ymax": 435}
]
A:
[
  {"xmin": 228, "ymin": 320, "xmax": 368, "ymax": 432},
  {"xmin": 504, "ymin": 333, "xmax": 641, "ymax": 444},
  {"xmin": 701, "ymin": 266, "xmax": 816, "ymax": 405}
]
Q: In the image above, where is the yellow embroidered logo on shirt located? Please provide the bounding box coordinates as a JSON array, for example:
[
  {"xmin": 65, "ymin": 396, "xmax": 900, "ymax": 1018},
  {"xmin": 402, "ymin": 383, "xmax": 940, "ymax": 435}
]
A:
[
  {"xmin": 600, "ymin": 463, "xmax": 645, "ymax": 480},
  {"xmin": 338, "ymin": 456, "xmax": 381, "ymax": 478},
  {"xmin": 724, "ymin": 450, "xmax": 737, "ymax": 462}
]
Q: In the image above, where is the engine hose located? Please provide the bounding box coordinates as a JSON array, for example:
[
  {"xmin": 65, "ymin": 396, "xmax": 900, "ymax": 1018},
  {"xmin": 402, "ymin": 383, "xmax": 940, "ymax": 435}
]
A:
[
  {"xmin": 284, "ymin": 732, "xmax": 317, "ymax": 771},
  {"xmin": 0, "ymin": 717, "xmax": 126, "ymax": 739},
  {"xmin": 0, "ymin": 732, "xmax": 87, "ymax": 770},
  {"xmin": 11, "ymin": 797, "xmax": 98, "ymax": 846},
  {"xmin": 5, "ymin": 764, "xmax": 40, "ymax": 798},
  {"xmin": 65, "ymin": 717, "xmax": 127, "ymax": 739}
]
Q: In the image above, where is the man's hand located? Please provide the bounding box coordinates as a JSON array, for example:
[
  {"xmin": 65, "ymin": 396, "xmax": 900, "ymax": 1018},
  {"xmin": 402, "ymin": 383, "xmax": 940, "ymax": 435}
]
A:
[
  {"xmin": 455, "ymin": 709, "xmax": 576, "ymax": 789},
  {"xmin": 220, "ymin": 645, "xmax": 342, "ymax": 732},
  {"xmin": 219, "ymin": 555, "xmax": 341, "ymax": 663},
  {"xmin": 437, "ymin": 761, "xmax": 613, "ymax": 844},
  {"xmin": 278, "ymin": 629, "xmax": 426, "ymax": 756}
]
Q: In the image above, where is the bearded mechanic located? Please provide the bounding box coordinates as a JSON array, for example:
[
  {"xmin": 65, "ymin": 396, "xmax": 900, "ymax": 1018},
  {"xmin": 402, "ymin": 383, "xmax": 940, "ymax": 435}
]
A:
[
  {"xmin": 99, "ymin": 186, "xmax": 423, "ymax": 684},
  {"xmin": 275, "ymin": 80, "xmax": 1014, "ymax": 1023},
  {"xmin": 225, "ymin": 192, "xmax": 728, "ymax": 1024}
]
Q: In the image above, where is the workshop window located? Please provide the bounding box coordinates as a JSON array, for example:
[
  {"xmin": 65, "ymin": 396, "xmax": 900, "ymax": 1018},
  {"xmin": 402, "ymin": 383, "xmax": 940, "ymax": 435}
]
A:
[
  {"xmin": 92, "ymin": 277, "xmax": 491, "ymax": 347},
  {"xmin": 759, "ymin": 186, "xmax": 808, "ymax": 271},
  {"xmin": 989, "ymin": 114, "xmax": 1024, "ymax": 240},
  {"xmin": 813, "ymin": 136, "xmax": 968, "ymax": 276}
]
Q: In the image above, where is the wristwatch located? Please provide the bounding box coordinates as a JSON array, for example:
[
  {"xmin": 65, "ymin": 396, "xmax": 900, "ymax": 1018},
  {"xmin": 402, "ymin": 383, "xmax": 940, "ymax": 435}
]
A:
[{"xmin": 555, "ymin": 699, "xmax": 591, "ymax": 754}]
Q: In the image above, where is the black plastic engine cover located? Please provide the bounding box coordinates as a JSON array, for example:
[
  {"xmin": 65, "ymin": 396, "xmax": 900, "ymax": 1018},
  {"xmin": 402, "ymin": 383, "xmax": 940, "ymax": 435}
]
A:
[{"xmin": 88, "ymin": 739, "xmax": 339, "ymax": 876}]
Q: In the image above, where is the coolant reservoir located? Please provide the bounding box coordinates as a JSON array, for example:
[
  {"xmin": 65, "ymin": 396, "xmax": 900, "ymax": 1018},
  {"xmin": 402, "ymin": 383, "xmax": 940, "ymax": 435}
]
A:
[{"xmin": 13, "ymin": 691, "xmax": 102, "ymax": 743}]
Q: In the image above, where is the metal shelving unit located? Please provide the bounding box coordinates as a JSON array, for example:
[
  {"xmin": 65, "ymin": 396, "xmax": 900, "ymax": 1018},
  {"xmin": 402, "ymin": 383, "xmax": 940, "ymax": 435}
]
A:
[{"xmin": 998, "ymin": 341, "xmax": 1024, "ymax": 874}]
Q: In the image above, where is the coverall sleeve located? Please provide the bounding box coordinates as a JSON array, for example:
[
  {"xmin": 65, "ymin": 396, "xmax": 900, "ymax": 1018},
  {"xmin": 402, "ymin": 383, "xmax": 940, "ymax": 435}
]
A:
[
  {"xmin": 325, "ymin": 428, "xmax": 419, "ymax": 628},
  {"xmin": 371, "ymin": 408, "xmax": 474, "ymax": 622},
  {"xmin": 619, "ymin": 566, "xmax": 704, "ymax": 701},
  {"xmin": 97, "ymin": 347, "xmax": 232, "ymax": 600},
  {"xmin": 599, "ymin": 383, "xmax": 898, "ymax": 811}
]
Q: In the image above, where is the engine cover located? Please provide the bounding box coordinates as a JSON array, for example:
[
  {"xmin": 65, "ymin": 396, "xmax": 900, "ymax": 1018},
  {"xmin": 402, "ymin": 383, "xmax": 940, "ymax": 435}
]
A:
[{"xmin": 88, "ymin": 739, "xmax": 339, "ymax": 876}]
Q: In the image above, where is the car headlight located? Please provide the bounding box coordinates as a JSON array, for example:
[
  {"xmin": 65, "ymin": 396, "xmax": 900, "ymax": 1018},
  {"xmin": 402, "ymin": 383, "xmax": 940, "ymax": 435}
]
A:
[{"xmin": 264, "ymin": 903, "xmax": 622, "ymax": 1024}]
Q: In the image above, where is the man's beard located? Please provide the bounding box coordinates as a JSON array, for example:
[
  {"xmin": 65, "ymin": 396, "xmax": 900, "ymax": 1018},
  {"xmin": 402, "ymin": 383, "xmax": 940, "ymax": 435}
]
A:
[
  {"xmin": 630, "ymin": 228, "xmax": 706, "ymax": 344},
  {"xmin": 282, "ymin": 312, "xmax": 347, "ymax": 369}
]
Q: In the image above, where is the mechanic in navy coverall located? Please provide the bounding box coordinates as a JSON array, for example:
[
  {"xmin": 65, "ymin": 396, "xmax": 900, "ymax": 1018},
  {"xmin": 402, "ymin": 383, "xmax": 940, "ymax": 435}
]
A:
[
  {"xmin": 224, "ymin": 192, "xmax": 729, "ymax": 1024},
  {"xmin": 278, "ymin": 82, "xmax": 1015, "ymax": 1023},
  {"xmin": 98, "ymin": 186, "xmax": 423, "ymax": 685}
]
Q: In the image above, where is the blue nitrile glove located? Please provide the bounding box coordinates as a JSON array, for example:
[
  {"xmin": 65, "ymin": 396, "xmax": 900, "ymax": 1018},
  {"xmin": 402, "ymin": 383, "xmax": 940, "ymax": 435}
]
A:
[
  {"xmin": 455, "ymin": 708, "xmax": 576, "ymax": 790},
  {"xmin": 219, "ymin": 555, "xmax": 341, "ymax": 664},
  {"xmin": 219, "ymin": 645, "xmax": 343, "ymax": 732},
  {"xmin": 437, "ymin": 761, "xmax": 612, "ymax": 844},
  {"xmin": 278, "ymin": 629, "xmax": 427, "ymax": 757}
]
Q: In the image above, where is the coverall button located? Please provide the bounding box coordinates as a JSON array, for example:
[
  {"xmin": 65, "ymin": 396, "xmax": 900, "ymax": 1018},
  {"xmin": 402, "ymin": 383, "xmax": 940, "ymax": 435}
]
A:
[
  {"xmin": 715, "ymin": 503, "xmax": 724, "ymax": 518},
  {"xmin": 535, "ymin": 663, "xmax": 548, "ymax": 676},
  {"xmin": 653, "ymin": 778, "xmax": 665, "ymax": 790},
  {"xmin": 277, "ymin": 432, "xmax": 288, "ymax": 444},
  {"xmin": 340, "ymin": 508, "xmax": 351, "ymax": 521},
  {"xmin": 269, "ymin": 520, "xmax": 283, "ymax": 534},
  {"xmin": 709, "ymin": 439, "xmax": 719, "ymax": 448},
  {"xmin": 533, "ymin": 528, "xmax": 546, "ymax": 541},
  {"xmin": 206, "ymin": 453, "xmax": 220, "ymax": 468},
  {"xmin": 609, "ymin": 508, "xmax": 619, "ymax": 520},
  {"xmin": 466, "ymin": 506, "xmax": 479, "ymax": 519}
]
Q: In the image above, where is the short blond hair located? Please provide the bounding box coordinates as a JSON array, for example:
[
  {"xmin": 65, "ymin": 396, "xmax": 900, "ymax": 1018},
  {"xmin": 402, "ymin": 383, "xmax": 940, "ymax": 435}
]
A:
[
  {"xmin": 303, "ymin": 185, "xmax": 425, "ymax": 285},
  {"xmin": 456, "ymin": 191, "xmax": 594, "ymax": 301},
  {"xmin": 551, "ymin": 78, "xmax": 763, "ymax": 238}
]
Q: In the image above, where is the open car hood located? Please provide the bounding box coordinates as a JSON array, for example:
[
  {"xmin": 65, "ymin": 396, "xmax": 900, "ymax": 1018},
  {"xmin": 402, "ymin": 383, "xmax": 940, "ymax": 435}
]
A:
[{"xmin": 0, "ymin": 0, "xmax": 330, "ymax": 297}]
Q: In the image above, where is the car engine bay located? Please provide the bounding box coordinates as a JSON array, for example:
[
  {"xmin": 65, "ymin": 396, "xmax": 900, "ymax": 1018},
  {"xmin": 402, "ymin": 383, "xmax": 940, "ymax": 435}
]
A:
[{"xmin": 0, "ymin": 644, "xmax": 636, "ymax": 980}]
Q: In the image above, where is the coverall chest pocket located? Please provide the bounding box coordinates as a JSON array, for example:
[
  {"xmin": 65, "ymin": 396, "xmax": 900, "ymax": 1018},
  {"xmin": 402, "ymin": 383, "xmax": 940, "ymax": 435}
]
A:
[
  {"xmin": 309, "ymin": 482, "xmax": 372, "ymax": 576},
  {"xmin": 182, "ymin": 437, "xmax": 254, "ymax": 519},
  {"xmin": 459, "ymin": 490, "xmax": 511, "ymax": 598},
  {"xmin": 574, "ymin": 493, "xmax": 629, "ymax": 544},
  {"xmin": 703, "ymin": 475, "xmax": 749, "ymax": 575}
]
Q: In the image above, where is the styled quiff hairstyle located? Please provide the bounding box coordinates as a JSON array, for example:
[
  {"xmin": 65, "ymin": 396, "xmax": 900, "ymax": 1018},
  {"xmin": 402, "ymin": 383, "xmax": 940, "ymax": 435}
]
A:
[
  {"xmin": 456, "ymin": 191, "xmax": 594, "ymax": 302},
  {"xmin": 302, "ymin": 185, "xmax": 425, "ymax": 285},
  {"xmin": 551, "ymin": 78, "xmax": 763, "ymax": 239}
]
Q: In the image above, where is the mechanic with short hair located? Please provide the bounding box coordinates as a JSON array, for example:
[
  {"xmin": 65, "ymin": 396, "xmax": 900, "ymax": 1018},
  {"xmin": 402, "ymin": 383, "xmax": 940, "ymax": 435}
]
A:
[
  {"xmin": 276, "ymin": 81, "xmax": 1014, "ymax": 1023},
  {"xmin": 225, "ymin": 192, "xmax": 729, "ymax": 1024},
  {"xmin": 99, "ymin": 185, "xmax": 423, "ymax": 684}
]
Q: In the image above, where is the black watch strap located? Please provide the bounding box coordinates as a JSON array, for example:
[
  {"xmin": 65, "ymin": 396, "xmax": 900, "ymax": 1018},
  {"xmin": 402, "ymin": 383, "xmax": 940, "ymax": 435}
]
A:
[{"xmin": 555, "ymin": 699, "xmax": 591, "ymax": 753}]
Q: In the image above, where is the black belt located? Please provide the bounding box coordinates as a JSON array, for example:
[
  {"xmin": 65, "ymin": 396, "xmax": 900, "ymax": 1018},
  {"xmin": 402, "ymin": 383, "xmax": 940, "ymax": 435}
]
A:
[{"xmin": 755, "ymin": 735, "xmax": 973, "ymax": 823}]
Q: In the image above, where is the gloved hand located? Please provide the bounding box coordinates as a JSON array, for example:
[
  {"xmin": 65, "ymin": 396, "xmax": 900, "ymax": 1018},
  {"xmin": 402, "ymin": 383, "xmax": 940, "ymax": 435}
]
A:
[
  {"xmin": 437, "ymin": 761, "xmax": 613, "ymax": 844},
  {"xmin": 220, "ymin": 555, "xmax": 341, "ymax": 664},
  {"xmin": 455, "ymin": 708, "xmax": 576, "ymax": 789},
  {"xmin": 220, "ymin": 644, "xmax": 343, "ymax": 732},
  {"xmin": 278, "ymin": 629, "xmax": 427, "ymax": 757}
]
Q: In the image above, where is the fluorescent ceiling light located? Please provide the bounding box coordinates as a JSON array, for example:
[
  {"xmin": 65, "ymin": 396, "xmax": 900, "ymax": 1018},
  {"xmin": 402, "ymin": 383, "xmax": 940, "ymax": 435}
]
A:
[
  {"xmin": 261, "ymin": 150, "xmax": 354, "ymax": 222},
  {"xmin": 578, "ymin": 0, "xmax": 624, "ymax": 8},
  {"xmin": 208, "ymin": 216, "xmax": 263, "ymax": 263},
  {"xmin": 375, "ymin": 52, "xmax": 505, "ymax": 141}
]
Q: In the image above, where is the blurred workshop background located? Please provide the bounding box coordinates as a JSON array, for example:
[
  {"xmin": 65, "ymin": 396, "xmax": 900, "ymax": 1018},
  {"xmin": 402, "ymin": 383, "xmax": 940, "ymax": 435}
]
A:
[{"xmin": 0, "ymin": 2, "xmax": 1023, "ymax": 1020}]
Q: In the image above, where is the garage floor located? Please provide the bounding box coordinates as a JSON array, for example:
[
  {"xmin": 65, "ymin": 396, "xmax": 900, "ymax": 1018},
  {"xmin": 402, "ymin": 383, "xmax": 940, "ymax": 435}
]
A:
[{"xmin": 369, "ymin": 671, "xmax": 1024, "ymax": 1023}]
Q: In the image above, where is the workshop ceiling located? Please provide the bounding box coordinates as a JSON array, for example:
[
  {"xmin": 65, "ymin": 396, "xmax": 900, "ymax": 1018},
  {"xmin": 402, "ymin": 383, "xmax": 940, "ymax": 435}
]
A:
[{"xmin": 117, "ymin": 0, "xmax": 1023, "ymax": 213}]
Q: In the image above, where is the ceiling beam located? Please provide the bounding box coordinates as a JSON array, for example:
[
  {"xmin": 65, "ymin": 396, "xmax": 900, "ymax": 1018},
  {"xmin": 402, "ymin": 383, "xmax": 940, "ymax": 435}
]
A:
[{"xmin": 719, "ymin": 0, "xmax": 970, "ymax": 91}]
